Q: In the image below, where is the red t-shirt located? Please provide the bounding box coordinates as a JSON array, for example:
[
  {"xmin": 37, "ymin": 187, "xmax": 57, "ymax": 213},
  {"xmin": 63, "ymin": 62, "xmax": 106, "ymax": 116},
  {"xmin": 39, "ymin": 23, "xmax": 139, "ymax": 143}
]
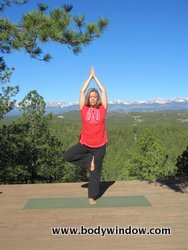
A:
[{"xmin": 79, "ymin": 104, "xmax": 107, "ymax": 148}]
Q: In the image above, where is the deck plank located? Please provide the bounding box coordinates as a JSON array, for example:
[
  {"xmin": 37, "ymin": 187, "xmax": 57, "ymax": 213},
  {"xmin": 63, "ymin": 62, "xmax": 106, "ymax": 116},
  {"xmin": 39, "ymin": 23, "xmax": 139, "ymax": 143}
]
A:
[{"xmin": 0, "ymin": 180, "xmax": 188, "ymax": 250}]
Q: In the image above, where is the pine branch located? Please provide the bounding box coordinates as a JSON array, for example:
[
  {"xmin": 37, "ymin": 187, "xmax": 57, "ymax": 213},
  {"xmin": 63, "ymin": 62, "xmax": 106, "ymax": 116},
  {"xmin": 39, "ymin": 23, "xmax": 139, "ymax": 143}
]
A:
[{"xmin": 0, "ymin": 3, "xmax": 110, "ymax": 61}]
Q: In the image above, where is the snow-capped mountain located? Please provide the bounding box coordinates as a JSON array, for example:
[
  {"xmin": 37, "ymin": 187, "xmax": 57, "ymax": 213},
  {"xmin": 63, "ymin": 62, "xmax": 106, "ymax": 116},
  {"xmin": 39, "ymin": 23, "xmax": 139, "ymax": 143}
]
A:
[
  {"xmin": 107, "ymin": 97, "xmax": 188, "ymax": 113},
  {"xmin": 45, "ymin": 97, "xmax": 188, "ymax": 114},
  {"xmin": 7, "ymin": 97, "xmax": 188, "ymax": 116},
  {"xmin": 108, "ymin": 97, "xmax": 188, "ymax": 105}
]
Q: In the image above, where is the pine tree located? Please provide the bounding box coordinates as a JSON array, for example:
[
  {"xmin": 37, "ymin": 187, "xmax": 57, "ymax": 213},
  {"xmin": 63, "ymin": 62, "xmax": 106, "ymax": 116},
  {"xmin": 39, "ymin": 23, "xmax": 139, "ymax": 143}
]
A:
[
  {"xmin": 0, "ymin": 121, "xmax": 31, "ymax": 184},
  {"xmin": 176, "ymin": 146, "xmax": 188, "ymax": 178},
  {"xmin": 122, "ymin": 129, "xmax": 171, "ymax": 180},
  {"xmin": 0, "ymin": 57, "xmax": 19, "ymax": 119},
  {"xmin": 18, "ymin": 90, "xmax": 64, "ymax": 183}
]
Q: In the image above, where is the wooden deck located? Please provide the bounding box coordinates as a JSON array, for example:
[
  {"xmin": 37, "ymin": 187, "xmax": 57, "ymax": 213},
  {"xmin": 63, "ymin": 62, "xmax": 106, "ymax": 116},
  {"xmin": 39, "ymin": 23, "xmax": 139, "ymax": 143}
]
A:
[{"xmin": 0, "ymin": 180, "xmax": 188, "ymax": 250}]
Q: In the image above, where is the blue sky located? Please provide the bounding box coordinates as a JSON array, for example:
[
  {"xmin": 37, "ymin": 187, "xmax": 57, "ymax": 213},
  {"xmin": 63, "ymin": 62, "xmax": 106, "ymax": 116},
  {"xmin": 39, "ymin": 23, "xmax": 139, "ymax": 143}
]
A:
[{"xmin": 2, "ymin": 0, "xmax": 188, "ymax": 103}]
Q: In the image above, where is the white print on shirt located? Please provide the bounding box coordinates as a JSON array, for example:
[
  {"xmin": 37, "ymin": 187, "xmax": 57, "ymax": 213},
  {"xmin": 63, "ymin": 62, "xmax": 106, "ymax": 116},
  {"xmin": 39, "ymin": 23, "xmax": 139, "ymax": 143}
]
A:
[{"xmin": 85, "ymin": 107, "xmax": 101, "ymax": 123}]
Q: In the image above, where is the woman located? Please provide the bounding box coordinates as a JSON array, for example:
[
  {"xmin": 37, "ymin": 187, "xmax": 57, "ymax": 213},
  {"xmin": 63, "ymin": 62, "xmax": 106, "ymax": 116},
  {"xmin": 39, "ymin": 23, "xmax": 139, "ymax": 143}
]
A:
[{"xmin": 63, "ymin": 67, "xmax": 108, "ymax": 205}]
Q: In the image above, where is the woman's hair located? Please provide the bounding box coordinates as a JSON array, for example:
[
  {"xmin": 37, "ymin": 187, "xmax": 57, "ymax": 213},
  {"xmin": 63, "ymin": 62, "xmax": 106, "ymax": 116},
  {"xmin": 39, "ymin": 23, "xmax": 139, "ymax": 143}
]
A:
[{"xmin": 85, "ymin": 88, "xmax": 101, "ymax": 108}]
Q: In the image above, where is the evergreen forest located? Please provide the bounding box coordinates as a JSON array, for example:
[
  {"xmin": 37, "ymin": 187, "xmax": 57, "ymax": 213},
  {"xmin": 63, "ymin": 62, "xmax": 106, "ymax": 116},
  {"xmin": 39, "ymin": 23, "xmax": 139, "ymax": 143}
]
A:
[{"xmin": 1, "ymin": 100, "xmax": 188, "ymax": 184}]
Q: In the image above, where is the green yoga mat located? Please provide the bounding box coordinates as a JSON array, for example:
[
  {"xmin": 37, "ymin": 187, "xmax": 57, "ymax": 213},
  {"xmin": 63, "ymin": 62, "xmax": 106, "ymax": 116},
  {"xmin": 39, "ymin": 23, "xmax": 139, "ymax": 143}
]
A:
[{"xmin": 24, "ymin": 195, "xmax": 151, "ymax": 209}]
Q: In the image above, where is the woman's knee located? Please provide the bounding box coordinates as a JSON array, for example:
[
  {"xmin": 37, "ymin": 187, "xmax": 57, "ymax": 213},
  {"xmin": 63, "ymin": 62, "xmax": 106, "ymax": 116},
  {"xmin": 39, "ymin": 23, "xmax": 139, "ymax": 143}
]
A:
[{"xmin": 63, "ymin": 151, "xmax": 71, "ymax": 162}]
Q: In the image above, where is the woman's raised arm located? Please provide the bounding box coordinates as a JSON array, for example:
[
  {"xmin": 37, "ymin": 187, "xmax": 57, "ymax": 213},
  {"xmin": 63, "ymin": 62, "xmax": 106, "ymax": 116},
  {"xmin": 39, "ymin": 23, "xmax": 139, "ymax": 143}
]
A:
[
  {"xmin": 92, "ymin": 68, "xmax": 108, "ymax": 109},
  {"xmin": 79, "ymin": 70, "xmax": 93, "ymax": 110}
]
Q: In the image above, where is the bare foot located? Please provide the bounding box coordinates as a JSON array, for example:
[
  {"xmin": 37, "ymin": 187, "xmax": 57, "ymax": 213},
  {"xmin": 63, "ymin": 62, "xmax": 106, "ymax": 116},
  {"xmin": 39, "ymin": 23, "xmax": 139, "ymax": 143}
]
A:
[
  {"xmin": 90, "ymin": 156, "xmax": 95, "ymax": 172},
  {"xmin": 88, "ymin": 198, "xmax": 96, "ymax": 205}
]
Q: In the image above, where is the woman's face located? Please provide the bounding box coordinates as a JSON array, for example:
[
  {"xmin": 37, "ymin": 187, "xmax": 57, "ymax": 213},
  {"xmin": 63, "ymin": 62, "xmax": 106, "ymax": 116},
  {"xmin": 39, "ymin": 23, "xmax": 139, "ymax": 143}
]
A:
[{"xmin": 89, "ymin": 91, "xmax": 98, "ymax": 107}]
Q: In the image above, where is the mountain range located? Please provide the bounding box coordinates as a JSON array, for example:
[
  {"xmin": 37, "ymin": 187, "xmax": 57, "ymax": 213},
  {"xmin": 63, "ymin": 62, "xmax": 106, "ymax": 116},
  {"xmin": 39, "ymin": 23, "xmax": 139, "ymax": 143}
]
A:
[{"xmin": 9, "ymin": 97, "xmax": 188, "ymax": 116}]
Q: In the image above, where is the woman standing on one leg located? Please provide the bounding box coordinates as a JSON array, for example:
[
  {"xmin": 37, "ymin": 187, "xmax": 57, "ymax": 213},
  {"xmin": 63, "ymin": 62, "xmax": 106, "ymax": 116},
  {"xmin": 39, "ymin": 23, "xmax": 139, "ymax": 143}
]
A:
[{"xmin": 63, "ymin": 67, "xmax": 108, "ymax": 205}]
